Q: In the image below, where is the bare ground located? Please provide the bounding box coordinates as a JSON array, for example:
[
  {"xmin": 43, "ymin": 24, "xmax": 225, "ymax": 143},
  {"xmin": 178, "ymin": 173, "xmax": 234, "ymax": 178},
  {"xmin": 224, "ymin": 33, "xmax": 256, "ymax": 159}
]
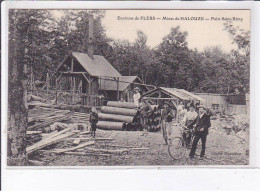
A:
[{"xmin": 31, "ymin": 120, "xmax": 249, "ymax": 166}]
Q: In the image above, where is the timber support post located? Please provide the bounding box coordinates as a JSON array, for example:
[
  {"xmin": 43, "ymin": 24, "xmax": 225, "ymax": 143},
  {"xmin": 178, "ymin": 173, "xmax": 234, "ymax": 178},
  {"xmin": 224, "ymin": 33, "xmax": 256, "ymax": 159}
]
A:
[{"xmin": 116, "ymin": 77, "xmax": 120, "ymax": 101}]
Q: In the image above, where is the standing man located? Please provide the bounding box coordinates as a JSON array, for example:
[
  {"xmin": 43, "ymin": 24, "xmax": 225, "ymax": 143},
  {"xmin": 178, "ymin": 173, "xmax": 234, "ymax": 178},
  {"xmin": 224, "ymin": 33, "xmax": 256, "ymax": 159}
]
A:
[
  {"xmin": 140, "ymin": 99, "xmax": 152, "ymax": 136},
  {"xmin": 133, "ymin": 87, "xmax": 141, "ymax": 108},
  {"xmin": 161, "ymin": 102, "xmax": 176, "ymax": 145},
  {"xmin": 189, "ymin": 105, "xmax": 211, "ymax": 160}
]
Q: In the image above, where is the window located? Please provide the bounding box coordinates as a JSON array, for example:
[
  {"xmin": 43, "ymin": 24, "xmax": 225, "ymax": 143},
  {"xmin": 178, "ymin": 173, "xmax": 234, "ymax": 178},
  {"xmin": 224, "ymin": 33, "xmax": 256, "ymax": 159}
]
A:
[{"xmin": 212, "ymin": 104, "xmax": 220, "ymax": 110}]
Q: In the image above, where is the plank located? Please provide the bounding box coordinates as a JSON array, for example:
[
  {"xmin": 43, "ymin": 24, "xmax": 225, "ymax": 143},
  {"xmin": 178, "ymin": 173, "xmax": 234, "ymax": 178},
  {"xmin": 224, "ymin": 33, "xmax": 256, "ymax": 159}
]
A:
[
  {"xmin": 84, "ymin": 147, "xmax": 129, "ymax": 154},
  {"xmin": 103, "ymin": 144, "xmax": 149, "ymax": 150},
  {"xmin": 26, "ymin": 130, "xmax": 75, "ymax": 154},
  {"xmin": 73, "ymin": 139, "xmax": 81, "ymax": 145},
  {"xmin": 52, "ymin": 141, "xmax": 95, "ymax": 154},
  {"xmin": 79, "ymin": 131, "xmax": 91, "ymax": 135},
  {"xmin": 42, "ymin": 130, "xmax": 59, "ymax": 140},
  {"xmin": 46, "ymin": 126, "xmax": 75, "ymax": 140},
  {"xmin": 68, "ymin": 137, "xmax": 113, "ymax": 141},
  {"xmin": 26, "ymin": 131, "xmax": 42, "ymax": 135},
  {"xmin": 64, "ymin": 152, "xmax": 111, "ymax": 157}
]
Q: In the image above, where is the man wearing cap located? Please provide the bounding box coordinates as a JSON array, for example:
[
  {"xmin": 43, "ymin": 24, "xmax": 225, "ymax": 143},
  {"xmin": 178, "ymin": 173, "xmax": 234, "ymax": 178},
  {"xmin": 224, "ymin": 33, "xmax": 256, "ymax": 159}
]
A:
[
  {"xmin": 189, "ymin": 105, "xmax": 211, "ymax": 160},
  {"xmin": 161, "ymin": 102, "xmax": 176, "ymax": 144},
  {"xmin": 133, "ymin": 87, "xmax": 141, "ymax": 107}
]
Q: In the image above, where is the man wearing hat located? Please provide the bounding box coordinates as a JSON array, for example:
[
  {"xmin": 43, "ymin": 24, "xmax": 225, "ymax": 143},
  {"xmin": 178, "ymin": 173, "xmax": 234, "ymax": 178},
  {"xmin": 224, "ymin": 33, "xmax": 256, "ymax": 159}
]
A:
[
  {"xmin": 189, "ymin": 105, "xmax": 211, "ymax": 160},
  {"xmin": 133, "ymin": 87, "xmax": 141, "ymax": 107},
  {"xmin": 161, "ymin": 102, "xmax": 176, "ymax": 144}
]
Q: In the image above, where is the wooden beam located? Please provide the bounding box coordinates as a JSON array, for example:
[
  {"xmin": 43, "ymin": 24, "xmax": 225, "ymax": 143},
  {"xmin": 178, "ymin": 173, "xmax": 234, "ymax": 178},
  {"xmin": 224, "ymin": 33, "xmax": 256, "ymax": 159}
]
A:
[
  {"xmin": 52, "ymin": 141, "xmax": 95, "ymax": 154},
  {"xmin": 81, "ymin": 73, "xmax": 90, "ymax": 83},
  {"xmin": 71, "ymin": 57, "xmax": 74, "ymax": 72},
  {"xmin": 116, "ymin": 77, "xmax": 120, "ymax": 101},
  {"xmin": 26, "ymin": 129, "xmax": 75, "ymax": 154}
]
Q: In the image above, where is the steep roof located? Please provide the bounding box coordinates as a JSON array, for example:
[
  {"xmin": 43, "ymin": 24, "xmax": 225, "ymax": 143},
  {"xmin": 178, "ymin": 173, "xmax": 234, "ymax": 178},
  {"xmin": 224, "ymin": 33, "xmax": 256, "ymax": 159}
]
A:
[
  {"xmin": 58, "ymin": 52, "xmax": 121, "ymax": 77},
  {"xmin": 142, "ymin": 87, "xmax": 204, "ymax": 102},
  {"xmin": 73, "ymin": 52, "xmax": 121, "ymax": 77},
  {"xmin": 99, "ymin": 76, "xmax": 140, "ymax": 91}
]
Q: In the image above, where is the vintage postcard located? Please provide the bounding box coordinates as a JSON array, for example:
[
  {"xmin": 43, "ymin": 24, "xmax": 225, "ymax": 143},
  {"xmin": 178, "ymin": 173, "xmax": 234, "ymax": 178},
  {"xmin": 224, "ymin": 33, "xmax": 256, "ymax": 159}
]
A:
[{"xmin": 4, "ymin": 8, "xmax": 250, "ymax": 167}]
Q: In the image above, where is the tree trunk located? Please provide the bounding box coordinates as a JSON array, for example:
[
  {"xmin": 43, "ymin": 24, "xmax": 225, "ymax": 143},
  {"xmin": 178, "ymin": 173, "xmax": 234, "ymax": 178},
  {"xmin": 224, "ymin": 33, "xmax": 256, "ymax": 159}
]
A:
[{"xmin": 8, "ymin": 10, "xmax": 28, "ymax": 166}]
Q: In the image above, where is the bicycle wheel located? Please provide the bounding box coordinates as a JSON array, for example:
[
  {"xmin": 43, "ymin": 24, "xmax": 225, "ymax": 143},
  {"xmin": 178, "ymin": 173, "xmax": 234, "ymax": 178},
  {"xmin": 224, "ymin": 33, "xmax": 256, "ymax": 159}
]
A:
[{"xmin": 168, "ymin": 137, "xmax": 186, "ymax": 160}]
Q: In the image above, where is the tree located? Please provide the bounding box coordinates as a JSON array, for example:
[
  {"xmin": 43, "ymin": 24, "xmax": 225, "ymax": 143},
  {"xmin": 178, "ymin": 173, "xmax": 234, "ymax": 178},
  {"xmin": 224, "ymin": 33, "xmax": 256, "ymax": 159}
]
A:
[
  {"xmin": 109, "ymin": 31, "xmax": 158, "ymax": 85},
  {"xmin": 223, "ymin": 21, "xmax": 250, "ymax": 93},
  {"xmin": 155, "ymin": 26, "xmax": 189, "ymax": 87},
  {"xmin": 8, "ymin": 10, "xmax": 30, "ymax": 165}
]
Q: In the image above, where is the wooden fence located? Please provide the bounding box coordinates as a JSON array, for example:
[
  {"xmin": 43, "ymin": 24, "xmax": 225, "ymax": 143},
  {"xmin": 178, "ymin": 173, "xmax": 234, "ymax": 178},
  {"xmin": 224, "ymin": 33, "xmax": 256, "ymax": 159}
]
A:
[{"xmin": 29, "ymin": 88, "xmax": 106, "ymax": 107}]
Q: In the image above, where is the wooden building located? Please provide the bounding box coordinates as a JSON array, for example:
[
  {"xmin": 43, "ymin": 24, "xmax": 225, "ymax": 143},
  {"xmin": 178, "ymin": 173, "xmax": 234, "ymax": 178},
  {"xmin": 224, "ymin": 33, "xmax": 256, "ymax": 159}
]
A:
[
  {"xmin": 141, "ymin": 87, "xmax": 204, "ymax": 108},
  {"xmin": 193, "ymin": 93, "xmax": 248, "ymax": 114},
  {"xmin": 99, "ymin": 76, "xmax": 148, "ymax": 102},
  {"xmin": 56, "ymin": 52, "xmax": 148, "ymax": 106}
]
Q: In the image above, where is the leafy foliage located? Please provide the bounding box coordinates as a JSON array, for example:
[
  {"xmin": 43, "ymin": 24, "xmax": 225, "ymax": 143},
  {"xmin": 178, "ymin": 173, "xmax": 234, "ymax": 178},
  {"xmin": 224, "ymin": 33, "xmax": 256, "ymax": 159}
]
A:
[{"xmin": 9, "ymin": 10, "xmax": 250, "ymax": 94}]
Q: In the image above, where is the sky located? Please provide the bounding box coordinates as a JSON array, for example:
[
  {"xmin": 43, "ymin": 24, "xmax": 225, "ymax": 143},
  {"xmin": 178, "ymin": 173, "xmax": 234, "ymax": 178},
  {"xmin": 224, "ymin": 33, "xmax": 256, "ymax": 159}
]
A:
[{"xmin": 102, "ymin": 10, "xmax": 250, "ymax": 52}]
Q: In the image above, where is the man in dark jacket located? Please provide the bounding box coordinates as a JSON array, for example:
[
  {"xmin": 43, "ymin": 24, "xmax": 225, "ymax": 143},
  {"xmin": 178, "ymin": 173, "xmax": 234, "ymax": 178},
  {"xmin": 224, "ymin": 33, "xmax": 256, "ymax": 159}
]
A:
[{"xmin": 189, "ymin": 105, "xmax": 211, "ymax": 160}]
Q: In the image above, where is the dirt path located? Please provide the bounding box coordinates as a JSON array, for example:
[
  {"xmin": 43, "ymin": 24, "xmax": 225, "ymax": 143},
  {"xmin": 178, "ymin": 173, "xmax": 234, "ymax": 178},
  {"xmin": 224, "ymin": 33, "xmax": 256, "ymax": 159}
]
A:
[{"xmin": 36, "ymin": 122, "xmax": 249, "ymax": 166}]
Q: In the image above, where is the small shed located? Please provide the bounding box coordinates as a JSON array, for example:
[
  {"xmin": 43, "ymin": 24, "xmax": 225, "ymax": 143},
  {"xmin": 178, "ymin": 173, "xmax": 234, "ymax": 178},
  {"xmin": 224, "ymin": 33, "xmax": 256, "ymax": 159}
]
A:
[
  {"xmin": 141, "ymin": 87, "xmax": 204, "ymax": 108},
  {"xmin": 194, "ymin": 92, "xmax": 248, "ymax": 114},
  {"xmin": 99, "ymin": 76, "xmax": 148, "ymax": 102}
]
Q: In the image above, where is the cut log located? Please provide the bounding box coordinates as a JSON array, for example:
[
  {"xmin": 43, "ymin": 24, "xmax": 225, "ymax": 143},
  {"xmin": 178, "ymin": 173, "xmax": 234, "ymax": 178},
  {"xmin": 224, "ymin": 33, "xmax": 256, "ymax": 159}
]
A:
[
  {"xmin": 101, "ymin": 106, "xmax": 137, "ymax": 117},
  {"xmin": 107, "ymin": 101, "xmax": 140, "ymax": 109},
  {"xmin": 52, "ymin": 141, "xmax": 95, "ymax": 153},
  {"xmin": 97, "ymin": 121, "xmax": 126, "ymax": 130},
  {"xmin": 98, "ymin": 113, "xmax": 134, "ymax": 123}
]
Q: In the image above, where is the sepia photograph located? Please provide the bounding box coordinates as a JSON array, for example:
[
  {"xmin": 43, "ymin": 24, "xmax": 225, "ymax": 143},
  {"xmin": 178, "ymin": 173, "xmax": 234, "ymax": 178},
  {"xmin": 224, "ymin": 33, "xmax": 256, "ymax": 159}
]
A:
[{"xmin": 6, "ymin": 9, "xmax": 250, "ymax": 167}]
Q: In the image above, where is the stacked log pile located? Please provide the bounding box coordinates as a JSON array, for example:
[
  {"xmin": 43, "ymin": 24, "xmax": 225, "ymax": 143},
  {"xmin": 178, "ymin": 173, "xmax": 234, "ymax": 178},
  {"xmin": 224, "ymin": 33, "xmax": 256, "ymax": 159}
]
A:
[
  {"xmin": 97, "ymin": 101, "xmax": 141, "ymax": 131},
  {"xmin": 97, "ymin": 101, "xmax": 162, "ymax": 132},
  {"xmin": 27, "ymin": 105, "xmax": 90, "ymax": 145},
  {"xmin": 147, "ymin": 105, "xmax": 161, "ymax": 132}
]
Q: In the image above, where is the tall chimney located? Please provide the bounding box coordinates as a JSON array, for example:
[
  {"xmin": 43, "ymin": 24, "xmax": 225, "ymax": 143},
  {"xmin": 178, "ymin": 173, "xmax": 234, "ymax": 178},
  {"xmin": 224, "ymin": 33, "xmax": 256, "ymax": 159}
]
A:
[{"xmin": 87, "ymin": 14, "xmax": 94, "ymax": 59}]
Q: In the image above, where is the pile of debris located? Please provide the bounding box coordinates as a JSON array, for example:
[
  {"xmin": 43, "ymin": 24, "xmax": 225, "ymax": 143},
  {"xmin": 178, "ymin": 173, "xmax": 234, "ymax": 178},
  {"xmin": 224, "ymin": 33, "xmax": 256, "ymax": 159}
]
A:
[
  {"xmin": 211, "ymin": 113, "xmax": 249, "ymax": 141},
  {"xmin": 26, "ymin": 122, "xmax": 149, "ymax": 165}
]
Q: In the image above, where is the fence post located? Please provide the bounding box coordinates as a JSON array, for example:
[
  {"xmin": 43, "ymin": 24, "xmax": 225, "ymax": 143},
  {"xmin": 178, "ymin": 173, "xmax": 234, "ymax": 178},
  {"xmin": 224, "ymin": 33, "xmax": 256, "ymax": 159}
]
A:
[{"xmin": 55, "ymin": 79, "xmax": 58, "ymax": 105}]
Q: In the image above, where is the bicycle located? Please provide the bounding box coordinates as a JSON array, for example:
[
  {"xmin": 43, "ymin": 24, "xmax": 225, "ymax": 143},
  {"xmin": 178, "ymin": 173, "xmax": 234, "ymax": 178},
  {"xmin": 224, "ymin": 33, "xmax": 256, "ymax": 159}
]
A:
[{"xmin": 168, "ymin": 123, "xmax": 201, "ymax": 160}]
